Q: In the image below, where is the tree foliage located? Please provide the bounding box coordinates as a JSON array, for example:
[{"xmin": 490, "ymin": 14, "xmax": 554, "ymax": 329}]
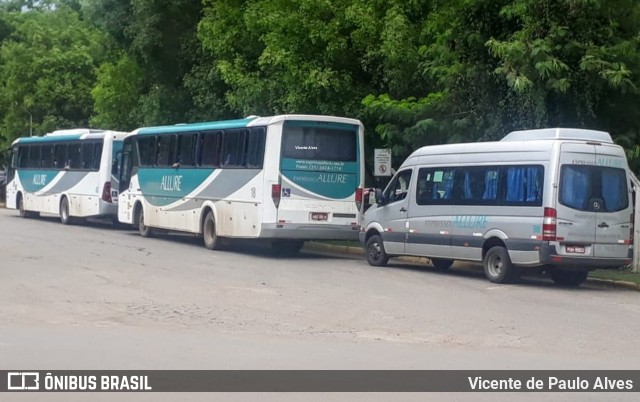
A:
[{"xmin": 1, "ymin": 0, "xmax": 640, "ymax": 174}]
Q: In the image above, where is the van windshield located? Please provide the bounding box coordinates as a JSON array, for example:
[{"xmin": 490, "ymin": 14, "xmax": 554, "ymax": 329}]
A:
[{"xmin": 560, "ymin": 165, "xmax": 628, "ymax": 212}]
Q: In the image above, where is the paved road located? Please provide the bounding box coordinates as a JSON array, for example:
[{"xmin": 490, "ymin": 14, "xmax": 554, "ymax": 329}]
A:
[{"xmin": 1, "ymin": 207, "xmax": 639, "ymax": 401}]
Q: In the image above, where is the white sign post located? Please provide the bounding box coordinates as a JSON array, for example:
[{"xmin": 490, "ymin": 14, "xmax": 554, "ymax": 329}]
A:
[{"xmin": 374, "ymin": 148, "xmax": 392, "ymax": 177}]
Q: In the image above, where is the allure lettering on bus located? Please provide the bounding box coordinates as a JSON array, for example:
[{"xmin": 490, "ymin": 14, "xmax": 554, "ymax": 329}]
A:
[
  {"xmin": 33, "ymin": 174, "xmax": 47, "ymax": 186},
  {"xmin": 317, "ymin": 173, "xmax": 347, "ymax": 184},
  {"xmin": 160, "ymin": 175, "xmax": 182, "ymax": 192}
]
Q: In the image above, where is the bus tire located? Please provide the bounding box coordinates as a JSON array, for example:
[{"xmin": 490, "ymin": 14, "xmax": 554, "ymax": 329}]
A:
[
  {"xmin": 431, "ymin": 258, "xmax": 454, "ymax": 271},
  {"xmin": 366, "ymin": 234, "xmax": 389, "ymax": 267},
  {"xmin": 138, "ymin": 207, "xmax": 154, "ymax": 238},
  {"xmin": 18, "ymin": 194, "xmax": 27, "ymax": 218},
  {"xmin": 203, "ymin": 211, "xmax": 222, "ymax": 250},
  {"xmin": 483, "ymin": 246, "xmax": 518, "ymax": 284},
  {"xmin": 271, "ymin": 240, "xmax": 304, "ymax": 257},
  {"xmin": 60, "ymin": 197, "xmax": 72, "ymax": 225},
  {"xmin": 550, "ymin": 269, "xmax": 588, "ymax": 287}
]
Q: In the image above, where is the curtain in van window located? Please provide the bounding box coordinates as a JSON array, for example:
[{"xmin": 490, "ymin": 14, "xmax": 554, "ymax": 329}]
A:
[
  {"xmin": 525, "ymin": 167, "xmax": 540, "ymax": 202},
  {"xmin": 483, "ymin": 171, "xmax": 498, "ymax": 200},
  {"xmin": 561, "ymin": 166, "xmax": 589, "ymax": 210},
  {"xmin": 506, "ymin": 167, "xmax": 525, "ymax": 202},
  {"xmin": 505, "ymin": 167, "xmax": 542, "ymax": 203},
  {"xmin": 464, "ymin": 172, "xmax": 473, "ymax": 199},
  {"xmin": 601, "ymin": 168, "xmax": 628, "ymax": 212}
]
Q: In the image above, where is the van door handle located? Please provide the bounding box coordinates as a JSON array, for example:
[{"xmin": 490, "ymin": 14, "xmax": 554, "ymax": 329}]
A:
[
  {"xmin": 399, "ymin": 207, "xmax": 407, "ymax": 213},
  {"xmin": 597, "ymin": 222, "xmax": 609, "ymax": 228}
]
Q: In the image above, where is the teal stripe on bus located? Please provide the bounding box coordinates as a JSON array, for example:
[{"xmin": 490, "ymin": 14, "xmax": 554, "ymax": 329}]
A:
[
  {"xmin": 282, "ymin": 120, "xmax": 358, "ymax": 131},
  {"xmin": 18, "ymin": 170, "xmax": 61, "ymax": 192},
  {"xmin": 138, "ymin": 167, "xmax": 215, "ymax": 206},
  {"xmin": 281, "ymin": 160, "xmax": 360, "ymax": 199},
  {"xmin": 137, "ymin": 118, "xmax": 256, "ymax": 135},
  {"xmin": 14, "ymin": 135, "xmax": 84, "ymax": 144}
]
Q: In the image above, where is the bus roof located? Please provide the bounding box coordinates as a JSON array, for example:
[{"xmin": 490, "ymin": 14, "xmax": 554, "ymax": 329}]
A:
[{"xmin": 134, "ymin": 114, "xmax": 363, "ymax": 135}]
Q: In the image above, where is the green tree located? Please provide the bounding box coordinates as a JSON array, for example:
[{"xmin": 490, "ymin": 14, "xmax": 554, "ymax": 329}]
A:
[{"xmin": 0, "ymin": 6, "xmax": 106, "ymax": 146}]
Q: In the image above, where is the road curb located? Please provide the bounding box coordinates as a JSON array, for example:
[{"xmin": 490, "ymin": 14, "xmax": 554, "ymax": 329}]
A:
[{"xmin": 305, "ymin": 241, "xmax": 640, "ymax": 291}]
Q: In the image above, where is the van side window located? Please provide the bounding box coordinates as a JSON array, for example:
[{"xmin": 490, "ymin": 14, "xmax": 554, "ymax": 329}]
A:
[
  {"xmin": 384, "ymin": 169, "xmax": 412, "ymax": 203},
  {"xmin": 416, "ymin": 165, "xmax": 543, "ymax": 206},
  {"xmin": 416, "ymin": 168, "xmax": 455, "ymax": 205}
]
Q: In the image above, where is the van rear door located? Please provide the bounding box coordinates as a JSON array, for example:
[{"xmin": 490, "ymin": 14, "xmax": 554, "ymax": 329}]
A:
[
  {"xmin": 593, "ymin": 145, "xmax": 632, "ymax": 258},
  {"xmin": 556, "ymin": 143, "xmax": 597, "ymax": 257}
]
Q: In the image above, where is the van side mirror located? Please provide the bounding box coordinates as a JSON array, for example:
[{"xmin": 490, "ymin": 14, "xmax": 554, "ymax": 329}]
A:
[{"xmin": 375, "ymin": 188, "xmax": 387, "ymax": 206}]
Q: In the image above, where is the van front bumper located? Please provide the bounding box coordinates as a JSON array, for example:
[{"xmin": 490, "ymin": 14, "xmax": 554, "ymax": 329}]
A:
[{"xmin": 539, "ymin": 244, "xmax": 632, "ymax": 270}]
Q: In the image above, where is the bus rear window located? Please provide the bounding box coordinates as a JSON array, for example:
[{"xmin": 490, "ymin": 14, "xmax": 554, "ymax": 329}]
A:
[
  {"xmin": 282, "ymin": 125, "xmax": 357, "ymax": 162},
  {"xmin": 560, "ymin": 165, "xmax": 629, "ymax": 212}
]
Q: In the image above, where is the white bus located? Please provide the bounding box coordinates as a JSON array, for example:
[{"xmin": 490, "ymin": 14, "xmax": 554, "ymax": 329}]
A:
[
  {"xmin": 117, "ymin": 114, "xmax": 365, "ymax": 254},
  {"xmin": 5, "ymin": 129, "xmax": 127, "ymax": 224},
  {"xmin": 361, "ymin": 128, "xmax": 634, "ymax": 287}
]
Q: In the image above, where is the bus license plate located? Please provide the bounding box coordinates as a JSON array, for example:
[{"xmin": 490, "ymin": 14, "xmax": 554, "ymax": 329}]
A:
[
  {"xmin": 311, "ymin": 212, "xmax": 328, "ymax": 221},
  {"xmin": 566, "ymin": 245, "xmax": 585, "ymax": 254}
]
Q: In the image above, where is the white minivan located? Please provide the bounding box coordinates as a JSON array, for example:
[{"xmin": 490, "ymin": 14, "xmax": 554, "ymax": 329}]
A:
[{"xmin": 360, "ymin": 128, "xmax": 634, "ymax": 286}]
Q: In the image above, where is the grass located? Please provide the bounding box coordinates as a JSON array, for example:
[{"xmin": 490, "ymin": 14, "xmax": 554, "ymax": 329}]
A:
[{"xmin": 589, "ymin": 267, "xmax": 640, "ymax": 285}]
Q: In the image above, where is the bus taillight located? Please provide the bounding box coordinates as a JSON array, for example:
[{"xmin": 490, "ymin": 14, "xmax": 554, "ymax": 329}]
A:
[
  {"xmin": 542, "ymin": 207, "xmax": 557, "ymax": 241},
  {"xmin": 355, "ymin": 187, "xmax": 363, "ymax": 210},
  {"xmin": 102, "ymin": 182, "xmax": 112, "ymax": 203},
  {"xmin": 271, "ymin": 184, "xmax": 281, "ymax": 208}
]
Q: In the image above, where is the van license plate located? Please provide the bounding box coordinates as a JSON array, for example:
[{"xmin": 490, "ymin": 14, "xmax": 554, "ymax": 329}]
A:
[
  {"xmin": 566, "ymin": 245, "xmax": 585, "ymax": 254},
  {"xmin": 311, "ymin": 212, "xmax": 328, "ymax": 221}
]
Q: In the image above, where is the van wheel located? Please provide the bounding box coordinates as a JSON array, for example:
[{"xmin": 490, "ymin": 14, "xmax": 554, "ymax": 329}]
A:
[
  {"xmin": 431, "ymin": 258, "xmax": 454, "ymax": 271},
  {"xmin": 203, "ymin": 211, "xmax": 222, "ymax": 250},
  {"xmin": 271, "ymin": 240, "xmax": 304, "ymax": 257},
  {"xmin": 138, "ymin": 208, "xmax": 154, "ymax": 237},
  {"xmin": 483, "ymin": 246, "xmax": 518, "ymax": 284},
  {"xmin": 550, "ymin": 269, "xmax": 588, "ymax": 287},
  {"xmin": 366, "ymin": 235, "xmax": 389, "ymax": 266},
  {"xmin": 60, "ymin": 198, "xmax": 72, "ymax": 225}
]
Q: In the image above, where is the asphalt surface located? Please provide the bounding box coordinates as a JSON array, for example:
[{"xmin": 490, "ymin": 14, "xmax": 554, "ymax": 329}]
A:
[{"xmin": 1, "ymin": 207, "xmax": 639, "ymax": 401}]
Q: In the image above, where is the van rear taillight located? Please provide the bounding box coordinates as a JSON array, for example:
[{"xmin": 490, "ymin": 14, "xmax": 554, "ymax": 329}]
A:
[
  {"xmin": 271, "ymin": 184, "xmax": 281, "ymax": 208},
  {"xmin": 543, "ymin": 207, "xmax": 557, "ymax": 241},
  {"xmin": 355, "ymin": 187, "xmax": 363, "ymax": 210},
  {"xmin": 102, "ymin": 182, "xmax": 112, "ymax": 203}
]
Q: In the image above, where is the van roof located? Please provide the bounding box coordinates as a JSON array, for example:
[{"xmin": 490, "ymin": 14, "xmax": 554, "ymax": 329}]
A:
[{"xmin": 501, "ymin": 128, "xmax": 613, "ymax": 143}]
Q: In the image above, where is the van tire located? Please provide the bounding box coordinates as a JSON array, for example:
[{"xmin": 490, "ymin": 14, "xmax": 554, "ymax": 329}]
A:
[
  {"xmin": 366, "ymin": 235, "xmax": 389, "ymax": 266},
  {"xmin": 431, "ymin": 258, "xmax": 454, "ymax": 271},
  {"xmin": 138, "ymin": 208, "xmax": 154, "ymax": 238},
  {"xmin": 550, "ymin": 269, "xmax": 588, "ymax": 287},
  {"xmin": 60, "ymin": 197, "xmax": 72, "ymax": 225},
  {"xmin": 483, "ymin": 246, "xmax": 518, "ymax": 284},
  {"xmin": 203, "ymin": 211, "xmax": 222, "ymax": 250}
]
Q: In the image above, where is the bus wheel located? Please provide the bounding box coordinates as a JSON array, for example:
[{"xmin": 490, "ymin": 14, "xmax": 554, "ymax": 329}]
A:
[
  {"xmin": 431, "ymin": 258, "xmax": 454, "ymax": 271},
  {"xmin": 550, "ymin": 269, "xmax": 588, "ymax": 287},
  {"xmin": 483, "ymin": 246, "xmax": 518, "ymax": 284},
  {"xmin": 60, "ymin": 198, "xmax": 72, "ymax": 225},
  {"xmin": 138, "ymin": 208, "xmax": 154, "ymax": 237},
  {"xmin": 271, "ymin": 240, "xmax": 304, "ymax": 257},
  {"xmin": 366, "ymin": 235, "xmax": 389, "ymax": 267},
  {"xmin": 18, "ymin": 195, "xmax": 27, "ymax": 218},
  {"xmin": 203, "ymin": 211, "xmax": 222, "ymax": 250}
]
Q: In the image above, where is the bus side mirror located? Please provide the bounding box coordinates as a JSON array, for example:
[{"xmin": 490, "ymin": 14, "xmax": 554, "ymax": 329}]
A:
[{"xmin": 375, "ymin": 188, "xmax": 387, "ymax": 206}]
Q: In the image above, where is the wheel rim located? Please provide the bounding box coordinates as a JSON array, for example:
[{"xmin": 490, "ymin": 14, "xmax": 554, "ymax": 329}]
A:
[
  {"xmin": 368, "ymin": 241, "xmax": 382, "ymax": 262},
  {"xmin": 487, "ymin": 253, "xmax": 503, "ymax": 278},
  {"xmin": 62, "ymin": 202, "xmax": 68, "ymax": 221}
]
